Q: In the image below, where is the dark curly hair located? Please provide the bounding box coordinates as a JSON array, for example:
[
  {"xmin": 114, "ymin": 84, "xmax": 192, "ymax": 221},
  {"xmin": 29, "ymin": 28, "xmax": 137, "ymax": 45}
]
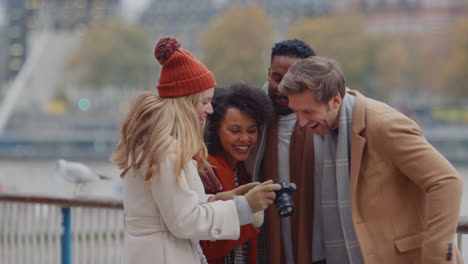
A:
[
  {"xmin": 271, "ymin": 39, "xmax": 316, "ymax": 64},
  {"xmin": 205, "ymin": 82, "xmax": 273, "ymax": 155}
]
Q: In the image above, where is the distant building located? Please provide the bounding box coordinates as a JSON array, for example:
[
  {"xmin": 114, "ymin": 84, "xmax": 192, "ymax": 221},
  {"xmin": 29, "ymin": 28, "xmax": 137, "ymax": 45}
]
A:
[
  {"xmin": 3, "ymin": 0, "xmax": 36, "ymax": 82},
  {"xmin": 139, "ymin": 0, "xmax": 330, "ymax": 54},
  {"xmin": 1, "ymin": 0, "xmax": 120, "ymax": 83},
  {"xmin": 343, "ymin": 0, "xmax": 468, "ymax": 35},
  {"xmin": 329, "ymin": 0, "xmax": 362, "ymax": 14},
  {"xmin": 46, "ymin": 0, "xmax": 121, "ymax": 31},
  {"xmin": 0, "ymin": 26, "xmax": 5, "ymax": 84}
]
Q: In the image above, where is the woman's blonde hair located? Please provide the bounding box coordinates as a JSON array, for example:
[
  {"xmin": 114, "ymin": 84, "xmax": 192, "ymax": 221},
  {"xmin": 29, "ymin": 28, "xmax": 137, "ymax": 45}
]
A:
[{"xmin": 111, "ymin": 91, "xmax": 209, "ymax": 183}]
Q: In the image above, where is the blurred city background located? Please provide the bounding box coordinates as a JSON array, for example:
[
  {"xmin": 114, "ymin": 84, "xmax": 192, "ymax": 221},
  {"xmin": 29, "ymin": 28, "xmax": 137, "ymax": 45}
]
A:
[{"xmin": 0, "ymin": 0, "xmax": 467, "ymax": 259}]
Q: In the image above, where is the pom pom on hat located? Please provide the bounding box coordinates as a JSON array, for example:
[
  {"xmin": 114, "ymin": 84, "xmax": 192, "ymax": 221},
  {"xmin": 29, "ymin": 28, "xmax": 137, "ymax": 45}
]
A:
[
  {"xmin": 154, "ymin": 37, "xmax": 181, "ymax": 65},
  {"xmin": 154, "ymin": 36, "xmax": 216, "ymax": 98}
]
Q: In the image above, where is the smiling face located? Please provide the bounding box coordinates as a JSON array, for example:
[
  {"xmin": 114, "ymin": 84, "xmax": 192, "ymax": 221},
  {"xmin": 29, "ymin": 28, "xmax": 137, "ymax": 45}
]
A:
[
  {"xmin": 195, "ymin": 88, "xmax": 214, "ymax": 120},
  {"xmin": 217, "ymin": 107, "xmax": 258, "ymax": 168},
  {"xmin": 288, "ymin": 90, "xmax": 342, "ymax": 136},
  {"xmin": 268, "ymin": 56, "xmax": 301, "ymax": 116}
]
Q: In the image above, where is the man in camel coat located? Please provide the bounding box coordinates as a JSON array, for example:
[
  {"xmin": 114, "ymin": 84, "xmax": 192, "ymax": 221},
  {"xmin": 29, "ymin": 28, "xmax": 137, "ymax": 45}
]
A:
[{"xmin": 279, "ymin": 56, "xmax": 463, "ymax": 263}]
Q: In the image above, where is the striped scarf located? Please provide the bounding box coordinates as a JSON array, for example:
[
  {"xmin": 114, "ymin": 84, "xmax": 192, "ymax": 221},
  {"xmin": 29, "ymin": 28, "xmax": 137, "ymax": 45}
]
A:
[
  {"xmin": 315, "ymin": 94, "xmax": 363, "ymax": 263},
  {"xmin": 224, "ymin": 168, "xmax": 249, "ymax": 264},
  {"xmin": 200, "ymin": 154, "xmax": 258, "ymax": 264}
]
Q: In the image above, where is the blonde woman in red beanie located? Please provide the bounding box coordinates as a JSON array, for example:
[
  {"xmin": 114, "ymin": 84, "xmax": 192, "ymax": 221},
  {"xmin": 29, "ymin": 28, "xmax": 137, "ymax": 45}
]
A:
[{"xmin": 111, "ymin": 37, "xmax": 281, "ymax": 264}]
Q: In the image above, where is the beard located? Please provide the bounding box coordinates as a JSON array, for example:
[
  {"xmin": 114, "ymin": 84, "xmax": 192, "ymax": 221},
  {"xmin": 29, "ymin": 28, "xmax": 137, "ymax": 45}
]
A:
[{"xmin": 269, "ymin": 93, "xmax": 293, "ymax": 116}]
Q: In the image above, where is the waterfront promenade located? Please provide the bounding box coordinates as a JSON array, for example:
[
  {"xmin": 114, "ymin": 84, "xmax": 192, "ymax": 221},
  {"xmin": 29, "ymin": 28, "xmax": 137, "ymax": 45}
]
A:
[{"xmin": 0, "ymin": 160, "xmax": 466, "ymax": 263}]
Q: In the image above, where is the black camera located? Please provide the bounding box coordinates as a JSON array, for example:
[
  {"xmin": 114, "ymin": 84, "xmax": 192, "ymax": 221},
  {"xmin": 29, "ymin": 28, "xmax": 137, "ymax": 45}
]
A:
[{"xmin": 274, "ymin": 180, "xmax": 297, "ymax": 217}]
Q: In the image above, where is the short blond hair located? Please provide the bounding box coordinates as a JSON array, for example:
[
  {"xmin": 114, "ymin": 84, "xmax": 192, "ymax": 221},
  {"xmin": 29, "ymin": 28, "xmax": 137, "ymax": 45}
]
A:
[{"xmin": 279, "ymin": 56, "xmax": 346, "ymax": 104}]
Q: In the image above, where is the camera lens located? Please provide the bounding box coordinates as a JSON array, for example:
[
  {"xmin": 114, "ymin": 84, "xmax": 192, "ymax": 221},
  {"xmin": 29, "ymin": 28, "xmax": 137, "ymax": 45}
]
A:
[
  {"xmin": 274, "ymin": 180, "xmax": 296, "ymax": 217},
  {"xmin": 276, "ymin": 197, "xmax": 295, "ymax": 216}
]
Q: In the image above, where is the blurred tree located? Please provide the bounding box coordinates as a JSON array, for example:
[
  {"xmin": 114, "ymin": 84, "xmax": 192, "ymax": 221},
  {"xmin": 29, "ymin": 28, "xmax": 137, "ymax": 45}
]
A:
[
  {"xmin": 375, "ymin": 37, "xmax": 409, "ymax": 97},
  {"xmin": 376, "ymin": 35, "xmax": 431, "ymax": 104},
  {"xmin": 440, "ymin": 16, "xmax": 468, "ymax": 101},
  {"xmin": 418, "ymin": 33, "xmax": 445, "ymax": 96},
  {"xmin": 68, "ymin": 20, "xmax": 154, "ymax": 90},
  {"xmin": 200, "ymin": 5, "xmax": 273, "ymax": 88},
  {"xmin": 287, "ymin": 13, "xmax": 382, "ymax": 98}
]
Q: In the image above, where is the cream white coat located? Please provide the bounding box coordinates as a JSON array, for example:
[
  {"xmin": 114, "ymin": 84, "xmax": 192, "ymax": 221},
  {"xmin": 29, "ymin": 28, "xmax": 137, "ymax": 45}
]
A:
[{"xmin": 122, "ymin": 152, "xmax": 240, "ymax": 264}]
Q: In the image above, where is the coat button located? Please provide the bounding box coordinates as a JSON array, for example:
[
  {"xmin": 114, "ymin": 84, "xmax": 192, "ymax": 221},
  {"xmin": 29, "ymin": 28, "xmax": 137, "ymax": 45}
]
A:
[{"xmin": 446, "ymin": 243, "xmax": 453, "ymax": 261}]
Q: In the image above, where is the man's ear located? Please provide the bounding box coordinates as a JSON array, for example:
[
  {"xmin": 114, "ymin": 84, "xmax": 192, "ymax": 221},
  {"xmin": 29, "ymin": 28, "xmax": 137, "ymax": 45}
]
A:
[
  {"xmin": 332, "ymin": 92, "xmax": 342, "ymax": 109},
  {"xmin": 268, "ymin": 67, "xmax": 271, "ymax": 77}
]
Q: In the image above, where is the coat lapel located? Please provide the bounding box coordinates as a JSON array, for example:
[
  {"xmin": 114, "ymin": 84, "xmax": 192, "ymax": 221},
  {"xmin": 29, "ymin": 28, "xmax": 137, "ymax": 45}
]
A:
[{"xmin": 348, "ymin": 90, "xmax": 366, "ymax": 209}]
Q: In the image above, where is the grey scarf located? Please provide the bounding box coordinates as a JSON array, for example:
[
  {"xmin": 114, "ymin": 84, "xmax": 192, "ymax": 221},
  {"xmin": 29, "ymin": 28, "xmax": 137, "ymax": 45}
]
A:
[{"xmin": 315, "ymin": 94, "xmax": 363, "ymax": 263}]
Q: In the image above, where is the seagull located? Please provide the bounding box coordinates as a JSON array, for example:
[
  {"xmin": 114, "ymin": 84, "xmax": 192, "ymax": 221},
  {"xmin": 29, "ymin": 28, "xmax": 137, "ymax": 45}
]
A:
[{"xmin": 54, "ymin": 159, "xmax": 112, "ymax": 195}]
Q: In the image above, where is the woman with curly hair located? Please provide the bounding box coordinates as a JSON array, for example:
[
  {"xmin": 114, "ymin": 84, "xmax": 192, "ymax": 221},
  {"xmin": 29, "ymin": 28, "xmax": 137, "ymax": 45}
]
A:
[
  {"xmin": 200, "ymin": 83, "xmax": 274, "ymax": 264},
  {"xmin": 111, "ymin": 37, "xmax": 280, "ymax": 264}
]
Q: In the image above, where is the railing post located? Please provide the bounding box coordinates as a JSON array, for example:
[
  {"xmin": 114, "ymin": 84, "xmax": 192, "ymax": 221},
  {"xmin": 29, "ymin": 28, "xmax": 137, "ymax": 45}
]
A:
[
  {"xmin": 458, "ymin": 216, "xmax": 468, "ymax": 256},
  {"xmin": 457, "ymin": 233, "xmax": 463, "ymax": 255},
  {"xmin": 61, "ymin": 207, "xmax": 72, "ymax": 264}
]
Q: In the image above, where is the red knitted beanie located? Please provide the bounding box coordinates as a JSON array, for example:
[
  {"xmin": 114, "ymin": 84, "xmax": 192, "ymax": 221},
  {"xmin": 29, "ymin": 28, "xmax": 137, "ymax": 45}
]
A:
[{"xmin": 154, "ymin": 37, "xmax": 216, "ymax": 97}]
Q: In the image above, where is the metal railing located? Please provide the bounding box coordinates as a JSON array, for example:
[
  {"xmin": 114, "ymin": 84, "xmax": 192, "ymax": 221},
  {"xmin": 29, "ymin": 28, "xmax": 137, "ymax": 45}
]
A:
[
  {"xmin": 0, "ymin": 193, "xmax": 467, "ymax": 264},
  {"xmin": 0, "ymin": 193, "xmax": 124, "ymax": 264},
  {"xmin": 458, "ymin": 216, "xmax": 468, "ymax": 253}
]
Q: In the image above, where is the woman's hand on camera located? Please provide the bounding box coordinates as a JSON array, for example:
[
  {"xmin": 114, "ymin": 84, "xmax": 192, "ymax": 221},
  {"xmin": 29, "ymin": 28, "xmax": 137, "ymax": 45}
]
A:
[
  {"xmin": 214, "ymin": 182, "xmax": 259, "ymax": 201},
  {"xmin": 244, "ymin": 180, "xmax": 281, "ymax": 213}
]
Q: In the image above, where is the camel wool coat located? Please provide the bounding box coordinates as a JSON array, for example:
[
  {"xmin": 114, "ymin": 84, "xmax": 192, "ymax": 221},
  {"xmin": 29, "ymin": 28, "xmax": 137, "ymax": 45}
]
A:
[
  {"xmin": 122, "ymin": 150, "xmax": 240, "ymax": 264},
  {"xmin": 348, "ymin": 90, "xmax": 463, "ymax": 263}
]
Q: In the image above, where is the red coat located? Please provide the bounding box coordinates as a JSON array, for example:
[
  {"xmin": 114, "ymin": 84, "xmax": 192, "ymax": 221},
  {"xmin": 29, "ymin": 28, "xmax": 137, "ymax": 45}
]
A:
[{"xmin": 200, "ymin": 152, "xmax": 259, "ymax": 264}]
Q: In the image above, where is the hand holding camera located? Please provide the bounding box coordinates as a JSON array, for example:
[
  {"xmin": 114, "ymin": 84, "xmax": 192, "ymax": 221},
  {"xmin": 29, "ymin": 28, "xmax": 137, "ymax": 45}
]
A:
[
  {"xmin": 214, "ymin": 182, "xmax": 260, "ymax": 201},
  {"xmin": 244, "ymin": 180, "xmax": 281, "ymax": 213}
]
